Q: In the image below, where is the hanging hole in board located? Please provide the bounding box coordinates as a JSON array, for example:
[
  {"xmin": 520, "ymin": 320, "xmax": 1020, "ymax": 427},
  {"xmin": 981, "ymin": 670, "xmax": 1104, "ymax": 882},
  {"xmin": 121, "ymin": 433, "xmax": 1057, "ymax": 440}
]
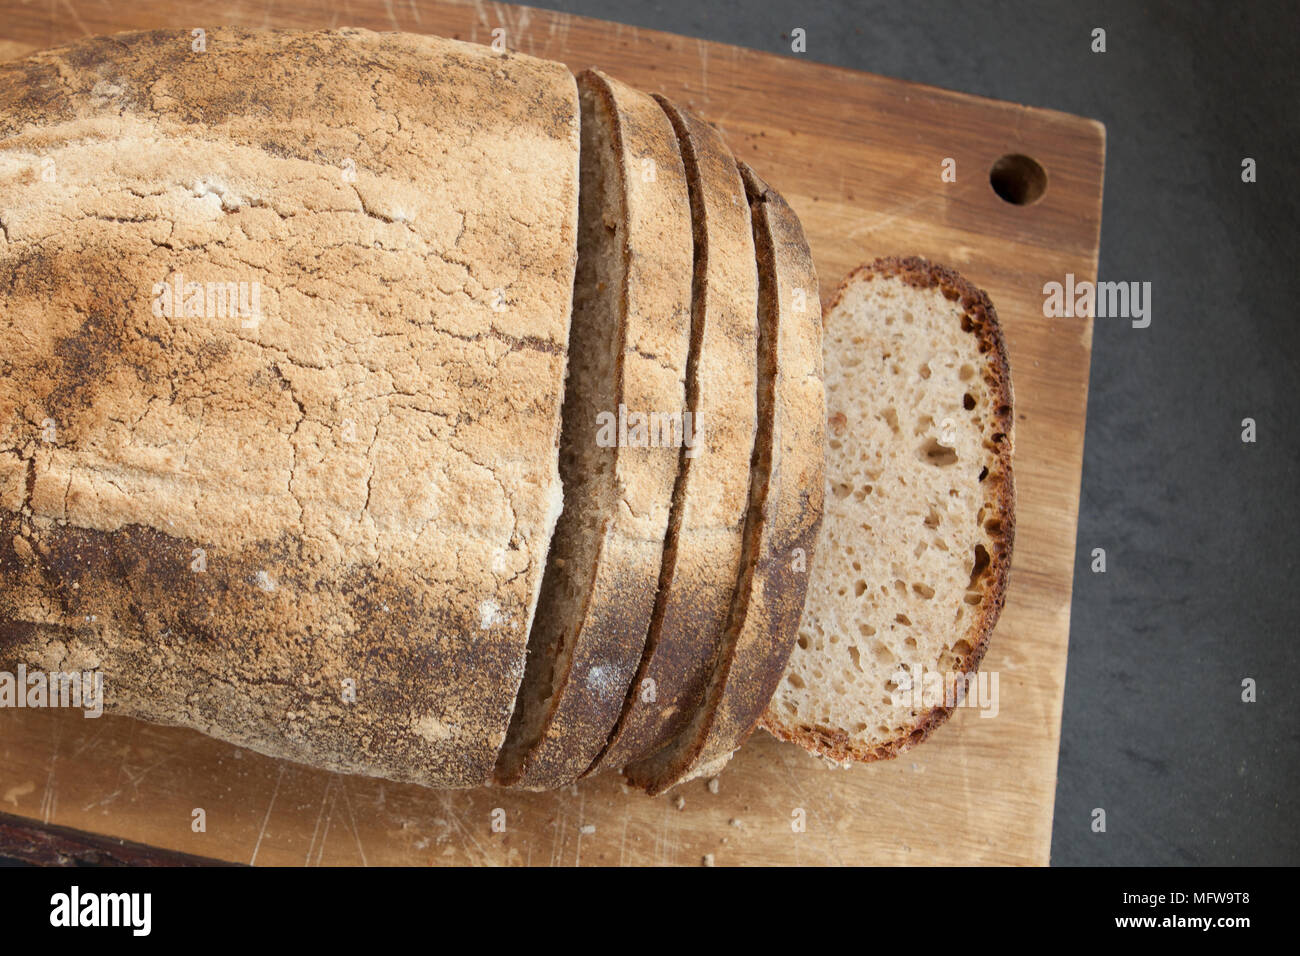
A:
[{"xmin": 989, "ymin": 153, "xmax": 1047, "ymax": 206}]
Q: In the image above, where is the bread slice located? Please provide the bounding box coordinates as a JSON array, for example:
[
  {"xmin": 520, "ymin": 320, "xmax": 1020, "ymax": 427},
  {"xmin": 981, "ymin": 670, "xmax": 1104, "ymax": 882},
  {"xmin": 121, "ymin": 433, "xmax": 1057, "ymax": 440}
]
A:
[
  {"xmin": 494, "ymin": 70, "xmax": 694, "ymax": 789},
  {"xmin": 624, "ymin": 162, "xmax": 825, "ymax": 794},
  {"xmin": 588, "ymin": 98, "xmax": 759, "ymax": 773},
  {"xmin": 761, "ymin": 257, "xmax": 1015, "ymax": 763},
  {"xmin": 0, "ymin": 28, "xmax": 580, "ymax": 789}
]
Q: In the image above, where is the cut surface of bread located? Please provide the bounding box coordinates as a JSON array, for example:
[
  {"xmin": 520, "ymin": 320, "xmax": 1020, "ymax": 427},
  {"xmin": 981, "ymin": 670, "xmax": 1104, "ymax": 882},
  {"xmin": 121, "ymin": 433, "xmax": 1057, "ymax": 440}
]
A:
[
  {"xmin": 495, "ymin": 70, "xmax": 693, "ymax": 789},
  {"xmin": 589, "ymin": 97, "xmax": 758, "ymax": 773},
  {"xmin": 0, "ymin": 29, "xmax": 580, "ymax": 788},
  {"xmin": 624, "ymin": 162, "xmax": 825, "ymax": 794},
  {"xmin": 761, "ymin": 256, "xmax": 1015, "ymax": 764}
]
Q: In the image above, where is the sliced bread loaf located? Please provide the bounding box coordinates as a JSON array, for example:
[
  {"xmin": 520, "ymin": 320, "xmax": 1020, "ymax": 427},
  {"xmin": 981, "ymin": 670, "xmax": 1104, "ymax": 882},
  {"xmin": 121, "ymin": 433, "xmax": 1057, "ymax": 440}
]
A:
[
  {"xmin": 589, "ymin": 98, "xmax": 759, "ymax": 773},
  {"xmin": 761, "ymin": 257, "xmax": 1015, "ymax": 763},
  {"xmin": 624, "ymin": 162, "xmax": 825, "ymax": 794},
  {"xmin": 494, "ymin": 70, "xmax": 694, "ymax": 789},
  {"xmin": 0, "ymin": 28, "xmax": 580, "ymax": 788}
]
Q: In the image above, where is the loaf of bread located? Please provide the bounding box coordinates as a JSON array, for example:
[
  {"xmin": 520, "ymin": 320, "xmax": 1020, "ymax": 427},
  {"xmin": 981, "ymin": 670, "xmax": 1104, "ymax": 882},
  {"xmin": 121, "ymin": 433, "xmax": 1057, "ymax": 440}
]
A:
[
  {"xmin": 761, "ymin": 257, "xmax": 1015, "ymax": 763},
  {"xmin": 0, "ymin": 28, "xmax": 581, "ymax": 789},
  {"xmin": 0, "ymin": 28, "xmax": 1013, "ymax": 796}
]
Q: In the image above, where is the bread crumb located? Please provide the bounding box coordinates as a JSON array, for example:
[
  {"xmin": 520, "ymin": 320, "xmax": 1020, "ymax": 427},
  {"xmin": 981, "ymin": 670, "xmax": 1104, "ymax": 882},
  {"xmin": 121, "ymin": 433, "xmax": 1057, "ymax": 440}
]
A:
[
  {"xmin": 729, "ymin": 818, "xmax": 742, "ymax": 828},
  {"xmin": 674, "ymin": 795, "xmax": 686, "ymax": 810},
  {"xmin": 702, "ymin": 854, "xmax": 714, "ymax": 867},
  {"xmin": 579, "ymin": 824, "xmax": 595, "ymax": 835},
  {"xmin": 706, "ymin": 777, "xmax": 720, "ymax": 794}
]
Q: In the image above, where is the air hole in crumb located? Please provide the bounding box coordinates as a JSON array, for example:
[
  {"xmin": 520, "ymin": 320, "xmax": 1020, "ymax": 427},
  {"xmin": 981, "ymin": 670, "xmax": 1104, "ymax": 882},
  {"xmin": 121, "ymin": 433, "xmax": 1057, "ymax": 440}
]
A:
[
  {"xmin": 786, "ymin": 673, "xmax": 806, "ymax": 690},
  {"xmin": 895, "ymin": 613, "xmax": 912, "ymax": 626},
  {"xmin": 919, "ymin": 363, "xmax": 931, "ymax": 380},
  {"xmin": 959, "ymin": 364, "xmax": 975, "ymax": 380},
  {"xmin": 881, "ymin": 407, "xmax": 900, "ymax": 432},
  {"xmin": 832, "ymin": 481, "xmax": 853, "ymax": 499},
  {"xmin": 904, "ymin": 636, "xmax": 917, "ymax": 648},
  {"xmin": 920, "ymin": 437, "xmax": 958, "ymax": 466},
  {"xmin": 952, "ymin": 639, "xmax": 973, "ymax": 658},
  {"xmin": 859, "ymin": 622, "xmax": 876, "ymax": 637},
  {"xmin": 797, "ymin": 634, "xmax": 810, "ymax": 650},
  {"xmin": 854, "ymin": 580, "xmax": 867, "ymax": 597},
  {"xmin": 924, "ymin": 506, "xmax": 941, "ymax": 529},
  {"xmin": 848, "ymin": 646, "xmax": 864, "ymax": 672},
  {"xmin": 978, "ymin": 466, "xmax": 989, "ymax": 482},
  {"xmin": 963, "ymin": 392, "xmax": 976, "ymax": 410},
  {"xmin": 912, "ymin": 583, "xmax": 935, "ymax": 599},
  {"xmin": 969, "ymin": 543, "xmax": 991, "ymax": 588}
]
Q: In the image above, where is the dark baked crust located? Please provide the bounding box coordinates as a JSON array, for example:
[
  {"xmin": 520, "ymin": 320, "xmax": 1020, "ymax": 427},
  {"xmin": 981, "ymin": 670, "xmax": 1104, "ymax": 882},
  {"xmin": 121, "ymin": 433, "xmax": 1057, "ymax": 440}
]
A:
[
  {"xmin": 624, "ymin": 161, "xmax": 825, "ymax": 794},
  {"xmin": 759, "ymin": 255, "xmax": 1016, "ymax": 763},
  {"xmin": 494, "ymin": 69, "xmax": 693, "ymax": 789},
  {"xmin": 588, "ymin": 97, "xmax": 758, "ymax": 773}
]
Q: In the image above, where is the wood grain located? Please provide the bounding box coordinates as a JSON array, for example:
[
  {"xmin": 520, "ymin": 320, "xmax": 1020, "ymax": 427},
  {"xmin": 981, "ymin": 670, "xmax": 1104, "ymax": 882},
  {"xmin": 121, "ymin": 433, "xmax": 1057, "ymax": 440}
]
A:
[{"xmin": 0, "ymin": 0, "xmax": 1102, "ymax": 866}]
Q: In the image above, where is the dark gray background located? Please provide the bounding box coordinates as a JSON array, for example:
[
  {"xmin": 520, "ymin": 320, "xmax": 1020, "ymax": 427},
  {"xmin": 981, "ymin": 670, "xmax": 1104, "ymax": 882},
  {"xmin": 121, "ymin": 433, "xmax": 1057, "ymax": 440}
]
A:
[{"xmin": 526, "ymin": 0, "xmax": 1299, "ymax": 865}]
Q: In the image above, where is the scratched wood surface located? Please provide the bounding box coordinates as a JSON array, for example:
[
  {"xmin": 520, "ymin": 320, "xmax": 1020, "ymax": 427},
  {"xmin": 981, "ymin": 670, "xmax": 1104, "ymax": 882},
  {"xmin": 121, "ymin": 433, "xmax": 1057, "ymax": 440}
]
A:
[{"xmin": 0, "ymin": 0, "xmax": 1103, "ymax": 865}]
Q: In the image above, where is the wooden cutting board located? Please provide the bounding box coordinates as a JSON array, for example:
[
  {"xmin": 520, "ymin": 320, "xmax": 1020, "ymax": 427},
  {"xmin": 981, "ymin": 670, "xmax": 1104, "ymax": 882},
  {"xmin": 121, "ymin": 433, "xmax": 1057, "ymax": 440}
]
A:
[{"xmin": 0, "ymin": 0, "xmax": 1102, "ymax": 866}]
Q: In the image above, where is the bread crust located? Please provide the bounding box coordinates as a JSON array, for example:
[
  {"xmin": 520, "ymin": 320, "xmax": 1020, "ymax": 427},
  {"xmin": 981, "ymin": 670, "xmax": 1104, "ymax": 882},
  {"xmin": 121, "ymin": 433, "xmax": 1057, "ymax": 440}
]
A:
[
  {"xmin": 495, "ymin": 70, "xmax": 693, "ymax": 789},
  {"xmin": 589, "ymin": 98, "xmax": 758, "ymax": 773},
  {"xmin": 759, "ymin": 256, "xmax": 1016, "ymax": 763},
  {"xmin": 0, "ymin": 28, "xmax": 581, "ymax": 788},
  {"xmin": 625, "ymin": 162, "xmax": 825, "ymax": 794}
]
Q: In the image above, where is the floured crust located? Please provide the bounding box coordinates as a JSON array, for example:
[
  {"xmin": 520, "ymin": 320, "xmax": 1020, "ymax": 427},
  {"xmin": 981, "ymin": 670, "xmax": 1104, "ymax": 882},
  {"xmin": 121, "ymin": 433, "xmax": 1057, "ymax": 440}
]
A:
[
  {"xmin": 760, "ymin": 256, "xmax": 1016, "ymax": 763},
  {"xmin": 590, "ymin": 98, "xmax": 759, "ymax": 772},
  {"xmin": 624, "ymin": 162, "xmax": 825, "ymax": 795},
  {"xmin": 495, "ymin": 70, "xmax": 693, "ymax": 789},
  {"xmin": 0, "ymin": 28, "xmax": 580, "ymax": 788}
]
